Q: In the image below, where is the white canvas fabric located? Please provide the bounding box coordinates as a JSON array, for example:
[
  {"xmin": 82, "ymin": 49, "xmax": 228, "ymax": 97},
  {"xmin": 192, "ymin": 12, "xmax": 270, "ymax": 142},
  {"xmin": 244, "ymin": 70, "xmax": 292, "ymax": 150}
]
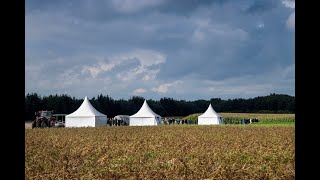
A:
[
  {"xmin": 65, "ymin": 96, "xmax": 107, "ymax": 127},
  {"xmin": 198, "ymin": 104, "xmax": 223, "ymax": 125},
  {"xmin": 114, "ymin": 115, "xmax": 130, "ymax": 125},
  {"xmin": 129, "ymin": 100, "xmax": 162, "ymax": 126}
]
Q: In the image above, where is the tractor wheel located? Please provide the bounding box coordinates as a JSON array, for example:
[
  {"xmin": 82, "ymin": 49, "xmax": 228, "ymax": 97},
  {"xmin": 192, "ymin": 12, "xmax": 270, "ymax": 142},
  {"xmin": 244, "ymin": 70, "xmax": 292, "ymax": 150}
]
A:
[
  {"xmin": 50, "ymin": 121, "xmax": 55, "ymax": 128},
  {"xmin": 41, "ymin": 121, "xmax": 47, "ymax": 128},
  {"xmin": 36, "ymin": 121, "xmax": 40, "ymax": 128}
]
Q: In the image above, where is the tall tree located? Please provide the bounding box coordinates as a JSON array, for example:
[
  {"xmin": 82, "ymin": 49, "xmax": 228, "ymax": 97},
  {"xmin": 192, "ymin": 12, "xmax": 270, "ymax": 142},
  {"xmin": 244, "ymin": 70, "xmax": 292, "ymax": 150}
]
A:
[
  {"xmin": 25, "ymin": 93, "xmax": 295, "ymax": 120},
  {"xmin": 25, "ymin": 93, "xmax": 42, "ymax": 120}
]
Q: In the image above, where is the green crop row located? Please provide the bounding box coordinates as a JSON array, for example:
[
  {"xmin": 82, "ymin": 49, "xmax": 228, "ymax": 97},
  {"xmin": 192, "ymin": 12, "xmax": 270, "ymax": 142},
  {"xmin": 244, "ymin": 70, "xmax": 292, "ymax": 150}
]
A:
[{"xmin": 182, "ymin": 113, "xmax": 295, "ymax": 124}]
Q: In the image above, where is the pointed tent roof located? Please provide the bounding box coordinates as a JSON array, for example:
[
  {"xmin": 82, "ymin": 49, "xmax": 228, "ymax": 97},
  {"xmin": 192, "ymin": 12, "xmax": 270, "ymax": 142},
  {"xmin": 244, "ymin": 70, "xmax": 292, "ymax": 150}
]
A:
[
  {"xmin": 198, "ymin": 104, "xmax": 220, "ymax": 118},
  {"xmin": 66, "ymin": 96, "xmax": 107, "ymax": 117},
  {"xmin": 130, "ymin": 100, "xmax": 161, "ymax": 118}
]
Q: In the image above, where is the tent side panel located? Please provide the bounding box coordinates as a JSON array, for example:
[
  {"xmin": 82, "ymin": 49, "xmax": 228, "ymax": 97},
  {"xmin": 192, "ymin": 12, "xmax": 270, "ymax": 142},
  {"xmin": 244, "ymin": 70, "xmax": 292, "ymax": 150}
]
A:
[
  {"xmin": 129, "ymin": 117, "xmax": 137, "ymax": 126},
  {"xmin": 95, "ymin": 116, "xmax": 107, "ymax": 127},
  {"xmin": 129, "ymin": 117, "xmax": 157, "ymax": 126},
  {"xmin": 65, "ymin": 117, "xmax": 95, "ymax": 127},
  {"xmin": 198, "ymin": 117, "xmax": 220, "ymax": 125}
]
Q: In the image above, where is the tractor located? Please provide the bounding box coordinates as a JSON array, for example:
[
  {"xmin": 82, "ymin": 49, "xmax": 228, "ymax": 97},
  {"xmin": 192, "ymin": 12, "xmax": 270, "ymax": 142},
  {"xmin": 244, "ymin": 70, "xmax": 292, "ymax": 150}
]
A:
[{"xmin": 32, "ymin": 110, "xmax": 56, "ymax": 128}]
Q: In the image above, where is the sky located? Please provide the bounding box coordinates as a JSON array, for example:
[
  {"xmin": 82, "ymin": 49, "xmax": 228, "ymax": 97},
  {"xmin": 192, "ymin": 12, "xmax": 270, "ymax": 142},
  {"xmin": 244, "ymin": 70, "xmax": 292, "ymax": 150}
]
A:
[{"xmin": 25, "ymin": 0, "xmax": 295, "ymax": 100}]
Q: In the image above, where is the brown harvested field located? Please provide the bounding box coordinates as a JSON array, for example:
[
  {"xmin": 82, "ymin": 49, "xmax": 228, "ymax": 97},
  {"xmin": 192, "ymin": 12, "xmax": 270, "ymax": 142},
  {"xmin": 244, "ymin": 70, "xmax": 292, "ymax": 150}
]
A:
[{"xmin": 25, "ymin": 125, "xmax": 294, "ymax": 179}]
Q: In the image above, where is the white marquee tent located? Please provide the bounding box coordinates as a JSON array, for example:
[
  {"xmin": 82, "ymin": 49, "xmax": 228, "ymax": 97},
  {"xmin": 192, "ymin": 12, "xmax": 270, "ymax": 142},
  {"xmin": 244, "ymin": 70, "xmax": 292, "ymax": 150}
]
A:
[
  {"xmin": 130, "ymin": 100, "xmax": 162, "ymax": 126},
  {"xmin": 198, "ymin": 104, "xmax": 223, "ymax": 125},
  {"xmin": 65, "ymin": 96, "xmax": 107, "ymax": 127}
]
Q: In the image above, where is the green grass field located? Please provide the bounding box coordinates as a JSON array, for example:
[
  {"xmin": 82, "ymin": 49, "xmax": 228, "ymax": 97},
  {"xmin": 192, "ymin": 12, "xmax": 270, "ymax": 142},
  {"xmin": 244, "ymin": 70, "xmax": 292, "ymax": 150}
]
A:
[{"xmin": 182, "ymin": 113, "xmax": 295, "ymax": 125}]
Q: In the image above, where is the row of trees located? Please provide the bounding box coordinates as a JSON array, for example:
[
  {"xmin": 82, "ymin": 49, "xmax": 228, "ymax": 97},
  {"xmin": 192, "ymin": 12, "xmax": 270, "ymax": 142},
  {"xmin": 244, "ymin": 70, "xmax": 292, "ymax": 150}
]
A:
[{"xmin": 25, "ymin": 93, "xmax": 295, "ymax": 121}]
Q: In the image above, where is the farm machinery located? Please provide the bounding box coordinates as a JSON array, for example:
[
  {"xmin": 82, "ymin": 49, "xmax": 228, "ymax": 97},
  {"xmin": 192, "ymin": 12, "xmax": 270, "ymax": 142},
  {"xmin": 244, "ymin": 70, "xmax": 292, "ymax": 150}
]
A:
[{"xmin": 32, "ymin": 110, "xmax": 56, "ymax": 128}]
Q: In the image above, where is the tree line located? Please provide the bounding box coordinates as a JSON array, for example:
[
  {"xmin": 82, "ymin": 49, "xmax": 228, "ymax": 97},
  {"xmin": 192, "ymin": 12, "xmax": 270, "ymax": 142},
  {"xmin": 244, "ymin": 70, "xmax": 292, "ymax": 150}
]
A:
[{"xmin": 25, "ymin": 93, "xmax": 295, "ymax": 121}]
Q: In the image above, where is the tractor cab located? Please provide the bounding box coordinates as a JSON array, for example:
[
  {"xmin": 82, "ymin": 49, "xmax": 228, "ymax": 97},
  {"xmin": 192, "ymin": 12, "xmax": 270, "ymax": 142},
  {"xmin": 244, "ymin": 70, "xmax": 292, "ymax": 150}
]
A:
[{"xmin": 37, "ymin": 111, "xmax": 53, "ymax": 119}]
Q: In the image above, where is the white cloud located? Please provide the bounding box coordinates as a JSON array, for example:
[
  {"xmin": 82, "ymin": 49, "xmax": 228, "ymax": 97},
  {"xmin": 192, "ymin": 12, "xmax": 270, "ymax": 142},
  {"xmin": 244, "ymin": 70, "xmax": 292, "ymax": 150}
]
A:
[
  {"xmin": 152, "ymin": 80, "xmax": 182, "ymax": 93},
  {"xmin": 142, "ymin": 69, "xmax": 160, "ymax": 81},
  {"xmin": 257, "ymin": 22, "xmax": 265, "ymax": 29},
  {"xmin": 203, "ymin": 77, "xmax": 274, "ymax": 98},
  {"xmin": 286, "ymin": 12, "xmax": 295, "ymax": 30},
  {"xmin": 281, "ymin": 0, "xmax": 295, "ymax": 9},
  {"xmin": 81, "ymin": 61, "xmax": 118, "ymax": 78},
  {"xmin": 192, "ymin": 29, "xmax": 206, "ymax": 42},
  {"xmin": 111, "ymin": 0, "xmax": 165, "ymax": 13},
  {"xmin": 133, "ymin": 88, "xmax": 147, "ymax": 94},
  {"xmin": 114, "ymin": 49, "xmax": 166, "ymax": 81},
  {"xmin": 60, "ymin": 67, "xmax": 82, "ymax": 86},
  {"xmin": 191, "ymin": 22, "xmax": 248, "ymax": 43},
  {"xmin": 79, "ymin": 49, "xmax": 166, "ymax": 80},
  {"xmin": 120, "ymin": 49, "xmax": 166, "ymax": 66}
]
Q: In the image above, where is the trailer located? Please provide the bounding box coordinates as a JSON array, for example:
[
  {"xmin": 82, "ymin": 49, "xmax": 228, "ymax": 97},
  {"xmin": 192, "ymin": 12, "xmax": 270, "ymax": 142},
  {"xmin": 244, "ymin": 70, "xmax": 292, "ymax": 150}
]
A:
[{"xmin": 52, "ymin": 114, "xmax": 67, "ymax": 127}]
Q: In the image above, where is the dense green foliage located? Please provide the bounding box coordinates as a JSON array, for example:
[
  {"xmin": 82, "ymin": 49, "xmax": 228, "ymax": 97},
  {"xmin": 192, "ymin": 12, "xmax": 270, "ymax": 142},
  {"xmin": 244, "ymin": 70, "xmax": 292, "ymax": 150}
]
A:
[{"xmin": 25, "ymin": 93, "xmax": 295, "ymax": 120}]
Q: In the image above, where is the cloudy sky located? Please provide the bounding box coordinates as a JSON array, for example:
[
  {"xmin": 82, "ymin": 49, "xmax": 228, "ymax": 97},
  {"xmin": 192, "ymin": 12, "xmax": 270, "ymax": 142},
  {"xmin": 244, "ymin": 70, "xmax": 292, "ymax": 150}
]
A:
[{"xmin": 26, "ymin": 0, "xmax": 295, "ymax": 100}]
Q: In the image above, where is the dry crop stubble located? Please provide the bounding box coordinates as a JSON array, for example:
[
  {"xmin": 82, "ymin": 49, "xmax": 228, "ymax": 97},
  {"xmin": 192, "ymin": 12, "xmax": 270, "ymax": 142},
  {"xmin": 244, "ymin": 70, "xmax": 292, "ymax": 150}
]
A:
[{"xmin": 26, "ymin": 125, "xmax": 294, "ymax": 179}]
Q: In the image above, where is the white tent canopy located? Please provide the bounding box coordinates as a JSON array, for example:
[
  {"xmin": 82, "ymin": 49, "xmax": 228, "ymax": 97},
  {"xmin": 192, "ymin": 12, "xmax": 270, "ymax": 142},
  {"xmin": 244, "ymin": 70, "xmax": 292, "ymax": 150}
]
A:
[
  {"xmin": 198, "ymin": 104, "xmax": 223, "ymax": 125},
  {"xmin": 130, "ymin": 100, "xmax": 162, "ymax": 126},
  {"xmin": 65, "ymin": 96, "xmax": 107, "ymax": 127}
]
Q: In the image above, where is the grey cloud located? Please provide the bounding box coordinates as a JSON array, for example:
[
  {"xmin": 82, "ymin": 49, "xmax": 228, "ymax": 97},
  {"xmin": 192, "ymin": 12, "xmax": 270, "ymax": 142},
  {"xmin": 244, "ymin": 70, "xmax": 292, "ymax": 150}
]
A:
[
  {"xmin": 245, "ymin": 0, "xmax": 277, "ymax": 14},
  {"xmin": 110, "ymin": 0, "xmax": 166, "ymax": 13},
  {"xmin": 286, "ymin": 12, "xmax": 295, "ymax": 30},
  {"xmin": 281, "ymin": 0, "xmax": 295, "ymax": 9},
  {"xmin": 26, "ymin": 0, "xmax": 294, "ymax": 100}
]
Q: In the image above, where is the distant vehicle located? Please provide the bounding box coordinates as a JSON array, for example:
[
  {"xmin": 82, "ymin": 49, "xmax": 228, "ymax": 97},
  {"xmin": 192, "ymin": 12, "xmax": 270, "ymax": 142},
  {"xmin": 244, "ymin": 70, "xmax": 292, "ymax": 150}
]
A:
[
  {"xmin": 54, "ymin": 121, "xmax": 65, "ymax": 127},
  {"xmin": 32, "ymin": 110, "xmax": 56, "ymax": 128},
  {"xmin": 52, "ymin": 114, "xmax": 67, "ymax": 127}
]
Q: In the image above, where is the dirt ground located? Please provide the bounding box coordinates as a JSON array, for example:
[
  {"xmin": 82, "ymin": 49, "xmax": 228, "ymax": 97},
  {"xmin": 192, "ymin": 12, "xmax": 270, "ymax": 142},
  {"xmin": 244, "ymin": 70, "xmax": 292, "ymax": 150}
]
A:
[{"xmin": 25, "ymin": 121, "xmax": 33, "ymax": 129}]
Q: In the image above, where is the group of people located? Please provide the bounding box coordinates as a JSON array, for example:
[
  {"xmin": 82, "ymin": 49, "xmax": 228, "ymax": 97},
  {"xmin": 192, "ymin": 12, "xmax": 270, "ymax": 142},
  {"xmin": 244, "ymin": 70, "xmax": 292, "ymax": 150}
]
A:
[
  {"xmin": 107, "ymin": 118, "xmax": 128, "ymax": 126},
  {"xmin": 106, "ymin": 117, "xmax": 196, "ymax": 126},
  {"xmin": 163, "ymin": 118, "xmax": 195, "ymax": 125}
]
